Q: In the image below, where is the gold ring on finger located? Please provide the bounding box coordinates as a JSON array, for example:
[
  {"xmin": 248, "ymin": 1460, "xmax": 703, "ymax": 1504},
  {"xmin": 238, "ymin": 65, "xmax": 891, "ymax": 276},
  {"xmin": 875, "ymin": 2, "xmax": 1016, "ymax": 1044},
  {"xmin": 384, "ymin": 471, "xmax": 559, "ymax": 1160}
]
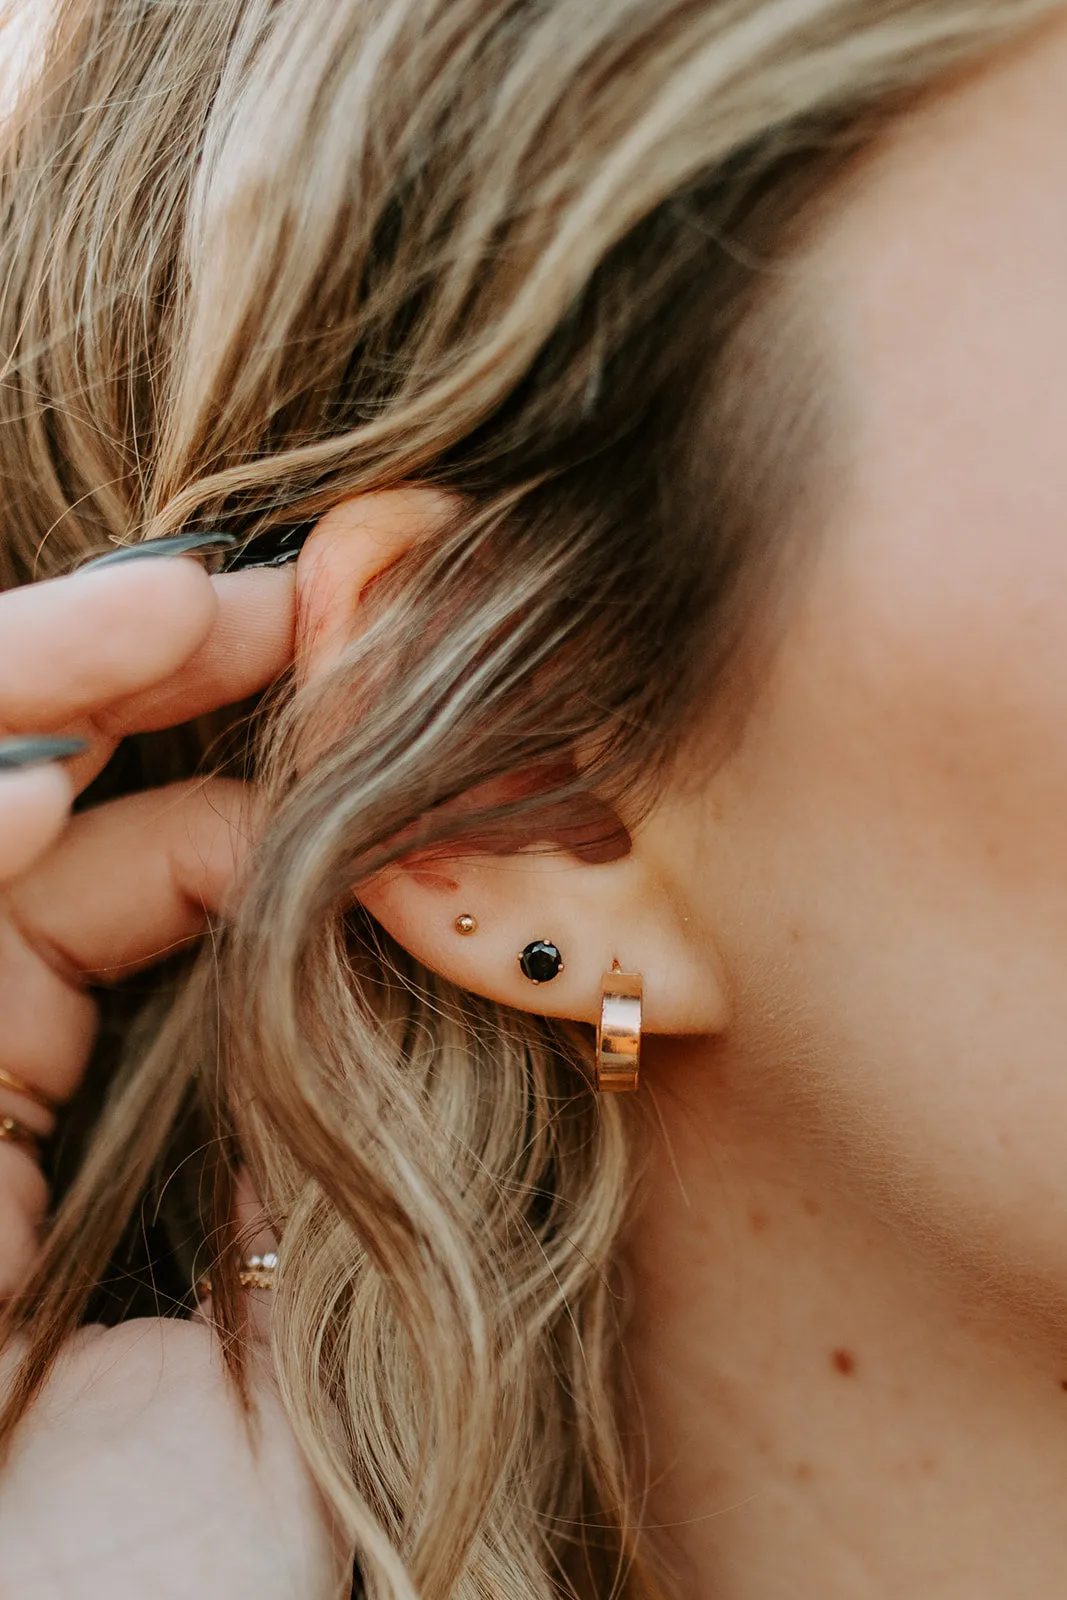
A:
[{"xmin": 0, "ymin": 1065, "xmax": 56, "ymax": 1115}]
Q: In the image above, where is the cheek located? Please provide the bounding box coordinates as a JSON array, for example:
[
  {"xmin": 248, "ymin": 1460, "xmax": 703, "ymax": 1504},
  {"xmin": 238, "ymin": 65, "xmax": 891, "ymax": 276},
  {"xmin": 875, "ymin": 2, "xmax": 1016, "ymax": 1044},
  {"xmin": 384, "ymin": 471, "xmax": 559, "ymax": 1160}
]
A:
[
  {"xmin": 699, "ymin": 502, "xmax": 1067, "ymax": 1318},
  {"xmin": 810, "ymin": 501, "xmax": 1067, "ymax": 897}
]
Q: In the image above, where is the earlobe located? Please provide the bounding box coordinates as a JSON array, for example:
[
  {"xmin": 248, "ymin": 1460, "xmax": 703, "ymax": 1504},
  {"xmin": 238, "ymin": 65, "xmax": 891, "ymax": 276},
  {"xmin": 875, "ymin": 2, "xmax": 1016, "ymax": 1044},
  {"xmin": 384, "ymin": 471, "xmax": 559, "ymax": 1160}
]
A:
[{"xmin": 357, "ymin": 840, "xmax": 728, "ymax": 1038}]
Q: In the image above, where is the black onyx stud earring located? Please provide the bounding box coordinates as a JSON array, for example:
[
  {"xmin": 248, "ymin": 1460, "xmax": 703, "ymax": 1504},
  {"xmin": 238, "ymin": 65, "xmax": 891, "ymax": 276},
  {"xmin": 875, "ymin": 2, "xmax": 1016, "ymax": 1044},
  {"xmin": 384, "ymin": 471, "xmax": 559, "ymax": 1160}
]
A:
[{"xmin": 519, "ymin": 939, "xmax": 565, "ymax": 984}]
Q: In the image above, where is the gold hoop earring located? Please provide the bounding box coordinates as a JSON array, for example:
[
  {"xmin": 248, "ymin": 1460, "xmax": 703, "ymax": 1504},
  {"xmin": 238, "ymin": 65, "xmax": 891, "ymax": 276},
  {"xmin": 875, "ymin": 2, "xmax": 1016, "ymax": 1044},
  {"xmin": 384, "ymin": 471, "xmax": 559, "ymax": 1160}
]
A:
[{"xmin": 596, "ymin": 960, "xmax": 642, "ymax": 1093}]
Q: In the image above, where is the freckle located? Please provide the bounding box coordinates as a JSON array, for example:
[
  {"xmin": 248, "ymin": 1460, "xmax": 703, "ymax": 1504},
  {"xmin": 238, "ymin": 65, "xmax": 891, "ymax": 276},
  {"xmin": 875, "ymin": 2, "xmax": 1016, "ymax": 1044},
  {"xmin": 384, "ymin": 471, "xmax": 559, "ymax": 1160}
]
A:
[
  {"xmin": 1059, "ymin": 1379, "xmax": 1067, "ymax": 1393},
  {"xmin": 749, "ymin": 1209, "xmax": 769, "ymax": 1234},
  {"xmin": 918, "ymin": 1454, "xmax": 937, "ymax": 1473},
  {"xmin": 831, "ymin": 1348, "xmax": 857, "ymax": 1377},
  {"xmin": 788, "ymin": 926, "xmax": 802, "ymax": 944},
  {"xmin": 793, "ymin": 1462, "xmax": 814, "ymax": 1481},
  {"xmin": 802, "ymin": 1197, "xmax": 822, "ymax": 1217}
]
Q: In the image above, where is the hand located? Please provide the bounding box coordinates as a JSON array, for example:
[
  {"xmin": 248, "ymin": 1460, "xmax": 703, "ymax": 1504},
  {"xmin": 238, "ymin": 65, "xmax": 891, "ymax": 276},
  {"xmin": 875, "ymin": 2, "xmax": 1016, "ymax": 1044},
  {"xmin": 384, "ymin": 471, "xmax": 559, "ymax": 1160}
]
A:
[
  {"xmin": 0, "ymin": 551, "xmax": 353, "ymax": 1599},
  {"xmin": 0, "ymin": 548, "xmax": 296, "ymax": 1292}
]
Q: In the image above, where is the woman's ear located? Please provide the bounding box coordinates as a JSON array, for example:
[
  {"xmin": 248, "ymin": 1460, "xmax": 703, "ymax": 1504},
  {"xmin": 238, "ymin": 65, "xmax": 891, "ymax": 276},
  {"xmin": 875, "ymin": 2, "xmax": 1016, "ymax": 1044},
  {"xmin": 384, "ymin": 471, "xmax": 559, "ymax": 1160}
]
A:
[
  {"xmin": 357, "ymin": 838, "xmax": 728, "ymax": 1034},
  {"xmin": 296, "ymin": 489, "xmax": 729, "ymax": 1038},
  {"xmin": 295, "ymin": 488, "xmax": 454, "ymax": 679}
]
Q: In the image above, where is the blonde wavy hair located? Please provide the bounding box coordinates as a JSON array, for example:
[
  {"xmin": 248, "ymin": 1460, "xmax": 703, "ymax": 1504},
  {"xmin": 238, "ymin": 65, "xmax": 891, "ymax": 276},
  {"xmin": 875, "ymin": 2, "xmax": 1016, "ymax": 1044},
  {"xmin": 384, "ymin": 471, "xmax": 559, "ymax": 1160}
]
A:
[{"xmin": 0, "ymin": 1, "xmax": 1058, "ymax": 1596}]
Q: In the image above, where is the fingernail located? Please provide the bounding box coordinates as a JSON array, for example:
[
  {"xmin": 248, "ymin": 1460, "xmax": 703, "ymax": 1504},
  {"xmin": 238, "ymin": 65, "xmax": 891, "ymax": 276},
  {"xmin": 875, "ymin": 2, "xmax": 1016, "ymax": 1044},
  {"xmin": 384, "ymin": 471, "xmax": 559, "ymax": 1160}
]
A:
[
  {"xmin": 0, "ymin": 736, "xmax": 89, "ymax": 771},
  {"xmin": 79, "ymin": 531, "xmax": 237, "ymax": 571}
]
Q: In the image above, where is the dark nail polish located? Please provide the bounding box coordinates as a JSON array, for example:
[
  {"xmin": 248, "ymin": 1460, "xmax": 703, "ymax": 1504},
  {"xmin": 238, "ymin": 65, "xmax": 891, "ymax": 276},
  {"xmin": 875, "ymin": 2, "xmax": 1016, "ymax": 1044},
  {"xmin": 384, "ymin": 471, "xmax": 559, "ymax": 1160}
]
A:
[
  {"xmin": 79, "ymin": 531, "xmax": 237, "ymax": 571},
  {"xmin": 0, "ymin": 736, "xmax": 89, "ymax": 771}
]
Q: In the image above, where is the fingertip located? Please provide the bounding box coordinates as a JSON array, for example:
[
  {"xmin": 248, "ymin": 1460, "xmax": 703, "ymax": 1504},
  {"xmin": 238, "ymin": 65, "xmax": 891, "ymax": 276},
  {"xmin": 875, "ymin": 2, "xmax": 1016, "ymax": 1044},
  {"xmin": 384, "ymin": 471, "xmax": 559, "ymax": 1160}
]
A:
[
  {"xmin": 71, "ymin": 544, "xmax": 217, "ymax": 597},
  {"xmin": 71, "ymin": 552, "xmax": 220, "ymax": 653},
  {"xmin": 0, "ymin": 560, "xmax": 224, "ymax": 732},
  {"xmin": 209, "ymin": 566, "xmax": 298, "ymax": 663},
  {"xmin": 0, "ymin": 1154, "xmax": 48, "ymax": 1299}
]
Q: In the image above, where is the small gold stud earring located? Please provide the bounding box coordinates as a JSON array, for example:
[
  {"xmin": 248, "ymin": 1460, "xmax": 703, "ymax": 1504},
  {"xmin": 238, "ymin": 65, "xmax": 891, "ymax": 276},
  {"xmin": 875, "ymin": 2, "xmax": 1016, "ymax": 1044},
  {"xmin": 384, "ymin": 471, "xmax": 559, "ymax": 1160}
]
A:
[{"xmin": 454, "ymin": 913, "xmax": 478, "ymax": 935}]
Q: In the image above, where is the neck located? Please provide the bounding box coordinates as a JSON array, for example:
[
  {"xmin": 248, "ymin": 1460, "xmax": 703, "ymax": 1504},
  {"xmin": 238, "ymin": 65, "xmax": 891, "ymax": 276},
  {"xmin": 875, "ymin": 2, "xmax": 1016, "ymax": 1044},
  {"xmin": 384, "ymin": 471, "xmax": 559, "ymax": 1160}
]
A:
[{"xmin": 626, "ymin": 1037, "xmax": 1067, "ymax": 1600}]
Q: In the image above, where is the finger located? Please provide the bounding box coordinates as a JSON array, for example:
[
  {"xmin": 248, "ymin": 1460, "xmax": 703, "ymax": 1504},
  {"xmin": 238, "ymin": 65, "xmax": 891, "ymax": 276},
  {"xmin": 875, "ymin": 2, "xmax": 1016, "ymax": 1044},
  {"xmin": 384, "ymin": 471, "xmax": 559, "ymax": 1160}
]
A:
[
  {"xmin": 57, "ymin": 568, "xmax": 295, "ymax": 796},
  {"xmin": 0, "ymin": 559, "xmax": 217, "ymax": 730},
  {"xmin": 95, "ymin": 567, "xmax": 297, "ymax": 738},
  {"xmin": 0, "ymin": 780, "xmax": 257, "ymax": 1111},
  {"xmin": 0, "ymin": 763, "xmax": 75, "ymax": 884},
  {"xmin": 0, "ymin": 912, "xmax": 96, "ymax": 1115},
  {"xmin": 7, "ymin": 777, "xmax": 259, "ymax": 988},
  {"xmin": 0, "ymin": 1149, "xmax": 48, "ymax": 1298}
]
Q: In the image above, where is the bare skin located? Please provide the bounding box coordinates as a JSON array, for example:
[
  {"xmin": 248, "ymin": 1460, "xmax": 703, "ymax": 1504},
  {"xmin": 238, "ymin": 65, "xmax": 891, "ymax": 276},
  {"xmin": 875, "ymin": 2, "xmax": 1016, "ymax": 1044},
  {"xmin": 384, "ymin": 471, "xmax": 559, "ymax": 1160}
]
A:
[
  {"xmin": 0, "ymin": 556, "xmax": 349, "ymax": 1598},
  {"xmin": 5, "ymin": 14, "xmax": 1067, "ymax": 1600},
  {"xmin": 625, "ymin": 21, "xmax": 1067, "ymax": 1598},
  {"xmin": 328, "ymin": 19, "xmax": 1067, "ymax": 1599}
]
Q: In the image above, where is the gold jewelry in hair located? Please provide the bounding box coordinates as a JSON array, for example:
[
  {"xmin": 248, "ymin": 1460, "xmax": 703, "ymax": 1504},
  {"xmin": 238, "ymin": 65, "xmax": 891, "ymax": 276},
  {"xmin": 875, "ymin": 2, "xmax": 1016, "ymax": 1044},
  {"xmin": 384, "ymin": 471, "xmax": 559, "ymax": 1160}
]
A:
[
  {"xmin": 596, "ymin": 961, "xmax": 642, "ymax": 1093},
  {"xmin": 237, "ymin": 1251, "xmax": 278, "ymax": 1290},
  {"xmin": 196, "ymin": 1251, "xmax": 278, "ymax": 1299}
]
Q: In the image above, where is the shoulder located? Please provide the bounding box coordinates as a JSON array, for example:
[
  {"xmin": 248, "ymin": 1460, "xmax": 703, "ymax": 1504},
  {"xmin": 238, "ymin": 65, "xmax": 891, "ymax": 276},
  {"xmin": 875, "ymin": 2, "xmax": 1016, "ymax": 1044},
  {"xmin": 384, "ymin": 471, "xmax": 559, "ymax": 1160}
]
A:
[{"xmin": 0, "ymin": 1319, "xmax": 351, "ymax": 1600}]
